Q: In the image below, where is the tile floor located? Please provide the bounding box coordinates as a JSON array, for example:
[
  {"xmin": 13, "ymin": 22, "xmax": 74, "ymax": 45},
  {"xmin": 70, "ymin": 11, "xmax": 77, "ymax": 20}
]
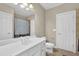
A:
[{"xmin": 47, "ymin": 48, "xmax": 79, "ymax": 56}]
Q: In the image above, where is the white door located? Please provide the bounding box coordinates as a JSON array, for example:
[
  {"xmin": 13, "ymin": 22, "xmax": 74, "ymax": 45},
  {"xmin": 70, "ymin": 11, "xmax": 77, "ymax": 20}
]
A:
[
  {"xmin": 56, "ymin": 11, "xmax": 76, "ymax": 52},
  {"xmin": 56, "ymin": 13, "xmax": 65, "ymax": 49},
  {"xmin": 0, "ymin": 11, "xmax": 13, "ymax": 40}
]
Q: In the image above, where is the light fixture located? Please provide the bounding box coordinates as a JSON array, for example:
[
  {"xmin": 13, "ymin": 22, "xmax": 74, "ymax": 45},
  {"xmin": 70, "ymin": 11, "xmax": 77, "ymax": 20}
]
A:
[
  {"xmin": 29, "ymin": 4, "xmax": 33, "ymax": 9},
  {"xmin": 20, "ymin": 4, "xmax": 25, "ymax": 8}
]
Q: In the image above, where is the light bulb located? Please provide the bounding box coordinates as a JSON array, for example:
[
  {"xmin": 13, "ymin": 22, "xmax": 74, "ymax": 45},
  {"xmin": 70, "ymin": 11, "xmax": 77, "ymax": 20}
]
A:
[
  {"xmin": 20, "ymin": 4, "xmax": 25, "ymax": 8},
  {"xmin": 29, "ymin": 4, "xmax": 33, "ymax": 9}
]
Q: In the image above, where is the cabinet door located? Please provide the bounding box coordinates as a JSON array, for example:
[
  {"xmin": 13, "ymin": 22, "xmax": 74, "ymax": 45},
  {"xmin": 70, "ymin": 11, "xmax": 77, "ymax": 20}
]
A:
[
  {"xmin": 16, "ymin": 41, "xmax": 46, "ymax": 56},
  {"xmin": 0, "ymin": 11, "xmax": 13, "ymax": 40}
]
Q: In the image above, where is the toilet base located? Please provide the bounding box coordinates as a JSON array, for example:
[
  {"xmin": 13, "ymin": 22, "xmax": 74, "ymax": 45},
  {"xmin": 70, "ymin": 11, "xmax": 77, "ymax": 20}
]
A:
[{"xmin": 46, "ymin": 42, "xmax": 54, "ymax": 54}]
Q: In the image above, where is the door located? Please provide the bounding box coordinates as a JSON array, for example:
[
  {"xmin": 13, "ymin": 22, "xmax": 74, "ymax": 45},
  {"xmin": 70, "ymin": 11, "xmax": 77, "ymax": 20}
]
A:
[
  {"xmin": 56, "ymin": 11, "xmax": 76, "ymax": 52},
  {"xmin": 56, "ymin": 13, "xmax": 65, "ymax": 49},
  {"xmin": 0, "ymin": 11, "xmax": 13, "ymax": 40}
]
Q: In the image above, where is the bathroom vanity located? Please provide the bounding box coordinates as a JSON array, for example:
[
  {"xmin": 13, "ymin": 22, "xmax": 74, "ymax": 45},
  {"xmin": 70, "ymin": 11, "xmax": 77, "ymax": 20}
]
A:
[{"xmin": 0, "ymin": 37, "xmax": 46, "ymax": 56}]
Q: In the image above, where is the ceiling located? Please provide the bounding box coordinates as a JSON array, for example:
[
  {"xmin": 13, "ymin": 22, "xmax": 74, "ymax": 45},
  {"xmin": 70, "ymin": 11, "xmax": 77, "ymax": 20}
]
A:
[
  {"xmin": 5, "ymin": 3, "xmax": 34, "ymax": 17},
  {"xmin": 5, "ymin": 3, "xmax": 63, "ymax": 17},
  {"xmin": 40, "ymin": 3, "xmax": 63, "ymax": 10}
]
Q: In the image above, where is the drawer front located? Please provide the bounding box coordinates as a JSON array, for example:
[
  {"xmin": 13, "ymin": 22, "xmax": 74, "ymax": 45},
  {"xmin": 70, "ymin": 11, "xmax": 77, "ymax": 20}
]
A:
[
  {"xmin": 17, "ymin": 43, "xmax": 42, "ymax": 56},
  {"xmin": 17, "ymin": 41, "xmax": 46, "ymax": 56},
  {"xmin": 33, "ymin": 51, "xmax": 42, "ymax": 56},
  {"xmin": 28, "ymin": 44, "xmax": 42, "ymax": 56},
  {"xmin": 41, "ymin": 41, "xmax": 46, "ymax": 56}
]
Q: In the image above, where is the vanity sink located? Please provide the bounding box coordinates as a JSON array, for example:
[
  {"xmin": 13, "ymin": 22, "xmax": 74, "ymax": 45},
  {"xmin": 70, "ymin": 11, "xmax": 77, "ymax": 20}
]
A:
[{"xmin": 0, "ymin": 36, "xmax": 46, "ymax": 56}]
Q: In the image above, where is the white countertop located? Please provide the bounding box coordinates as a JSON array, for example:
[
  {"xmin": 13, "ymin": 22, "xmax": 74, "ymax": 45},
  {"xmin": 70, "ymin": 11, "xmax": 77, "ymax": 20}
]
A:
[{"xmin": 0, "ymin": 37, "xmax": 46, "ymax": 56}]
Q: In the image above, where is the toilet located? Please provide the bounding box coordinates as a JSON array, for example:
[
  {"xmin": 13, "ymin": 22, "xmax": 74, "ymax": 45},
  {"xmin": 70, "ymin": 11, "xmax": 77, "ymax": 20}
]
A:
[{"xmin": 46, "ymin": 42, "xmax": 54, "ymax": 54}]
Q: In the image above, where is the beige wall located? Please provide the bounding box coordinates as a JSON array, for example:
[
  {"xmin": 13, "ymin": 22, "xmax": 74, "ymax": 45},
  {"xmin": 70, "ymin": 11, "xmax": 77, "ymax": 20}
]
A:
[
  {"xmin": 16, "ymin": 4, "xmax": 45, "ymax": 37},
  {"xmin": 46, "ymin": 3, "xmax": 79, "ymax": 43},
  {"xmin": 32, "ymin": 3, "xmax": 45, "ymax": 37},
  {"xmin": 0, "ymin": 4, "xmax": 14, "ymax": 14},
  {"xmin": 0, "ymin": 3, "xmax": 45, "ymax": 37},
  {"xmin": 14, "ymin": 3, "xmax": 45, "ymax": 37}
]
